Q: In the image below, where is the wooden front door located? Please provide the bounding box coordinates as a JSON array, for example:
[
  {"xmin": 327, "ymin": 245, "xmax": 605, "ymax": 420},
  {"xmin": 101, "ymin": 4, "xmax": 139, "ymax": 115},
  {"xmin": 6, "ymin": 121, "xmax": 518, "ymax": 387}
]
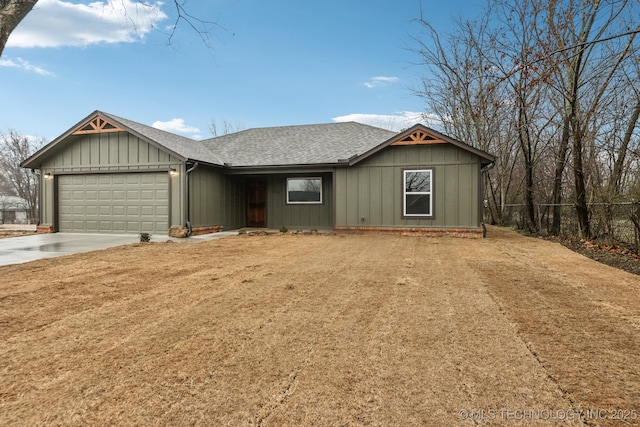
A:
[{"xmin": 246, "ymin": 179, "xmax": 266, "ymax": 227}]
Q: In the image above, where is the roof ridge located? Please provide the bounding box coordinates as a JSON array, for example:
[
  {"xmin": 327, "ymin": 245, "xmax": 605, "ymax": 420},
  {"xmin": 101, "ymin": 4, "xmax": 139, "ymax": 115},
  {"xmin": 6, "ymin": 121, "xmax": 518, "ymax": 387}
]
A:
[{"xmin": 202, "ymin": 121, "xmax": 395, "ymax": 144}]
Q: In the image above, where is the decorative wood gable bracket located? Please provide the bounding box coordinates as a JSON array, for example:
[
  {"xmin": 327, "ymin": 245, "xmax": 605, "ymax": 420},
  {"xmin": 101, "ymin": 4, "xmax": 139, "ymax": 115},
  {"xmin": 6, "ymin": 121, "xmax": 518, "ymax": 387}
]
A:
[
  {"xmin": 72, "ymin": 116, "xmax": 124, "ymax": 135},
  {"xmin": 390, "ymin": 129, "xmax": 445, "ymax": 146}
]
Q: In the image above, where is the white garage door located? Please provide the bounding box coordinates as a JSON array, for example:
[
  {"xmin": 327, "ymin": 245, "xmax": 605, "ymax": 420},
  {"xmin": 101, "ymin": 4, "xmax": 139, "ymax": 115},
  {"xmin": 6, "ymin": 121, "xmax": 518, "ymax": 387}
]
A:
[{"xmin": 58, "ymin": 173, "xmax": 169, "ymax": 234}]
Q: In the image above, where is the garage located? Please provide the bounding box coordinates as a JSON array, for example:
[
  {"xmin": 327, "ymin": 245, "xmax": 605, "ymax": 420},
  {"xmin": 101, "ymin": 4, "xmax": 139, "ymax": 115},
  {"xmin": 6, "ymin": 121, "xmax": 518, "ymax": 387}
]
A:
[{"xmin": 57, "ymin": 173, "xmax": 169, "ymax": 234}]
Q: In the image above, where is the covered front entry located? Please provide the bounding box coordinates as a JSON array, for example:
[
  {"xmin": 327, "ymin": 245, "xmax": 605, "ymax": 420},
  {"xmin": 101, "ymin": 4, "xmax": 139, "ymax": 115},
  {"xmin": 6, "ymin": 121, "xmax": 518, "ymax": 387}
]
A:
[
  {"xmin": 246, "ymin": 178, "xmax": 266, "ymax": 227},
  {"xmin": 57, "ymin": 172, "xmax": 169, "ymax": 233}
]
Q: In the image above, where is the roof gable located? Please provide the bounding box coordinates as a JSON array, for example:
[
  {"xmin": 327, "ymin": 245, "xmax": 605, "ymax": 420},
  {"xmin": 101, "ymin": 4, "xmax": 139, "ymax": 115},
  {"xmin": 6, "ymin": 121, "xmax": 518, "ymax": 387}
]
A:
[
  {"xmin": 22, "ymin": 112, "xmax": 494, "ymax": 170},
  {"xmin": 22, "ymin": 111, "xmax": 224, "ymax": 168},
  {"xmin": 390, "ymin": 128, "xmax": 446, "ymax": 145},
  {"xmin": 73, "ymin": 115, "xmax": 125, "ymax": 135},
  {"xmin": 351, "ymin": 124, "xmax": 495, "ymax": 166}
]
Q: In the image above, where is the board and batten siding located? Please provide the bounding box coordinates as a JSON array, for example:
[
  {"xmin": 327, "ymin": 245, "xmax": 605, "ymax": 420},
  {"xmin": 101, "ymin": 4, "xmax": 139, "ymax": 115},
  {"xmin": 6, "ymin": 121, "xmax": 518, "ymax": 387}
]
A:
[
  {"xmin": 188, "ymin": 166, "xmax": 245, "ymax": 230},
  {"xmin": 39, "ymin": 132, "xmax": 184, "ymax": 229},
  {"xmin": 266, "ymin": 174, "xmax": 333, "ymax": 230},
  {"xmin": 335, "ymin": 144, "xmax": 481, "ymax": 229}
]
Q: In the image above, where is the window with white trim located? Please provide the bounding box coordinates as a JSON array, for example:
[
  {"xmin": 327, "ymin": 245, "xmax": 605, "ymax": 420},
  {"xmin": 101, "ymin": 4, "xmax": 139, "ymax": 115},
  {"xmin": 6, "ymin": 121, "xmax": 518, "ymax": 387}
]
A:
[
  {"xmin": 403, "ymin": 169, "xmax": 433, "ymax": 217},
  {"xmin": 286, "ymin": 177, "xmax": 322, "ymax": 204}
]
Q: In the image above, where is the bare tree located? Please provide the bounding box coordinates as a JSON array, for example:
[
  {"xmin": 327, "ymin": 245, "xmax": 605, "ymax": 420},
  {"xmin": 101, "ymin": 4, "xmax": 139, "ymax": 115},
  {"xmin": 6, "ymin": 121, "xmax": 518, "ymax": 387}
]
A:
[
  {"xmin": 412, "ymin": 9, "xmax": 520, "ymax": 225},
  {"xmin": 486, "ymin": 0, "xmax": 560, "ymax": 233},
  {"xmin": 209, "ymin": 118, "xmax": 245, "ymax": 137},
  {"xmin": 412, "ymin": 0, "xmax": 640, "ymax": 238},
  {"xmin": 546, "ymin": 0, "xmax": 638, "ymax": 238},
  {"xmin": 604, "ymin": 41, "xmax": 640, "ymax": 198},
  {"xmin": 0, "ymin": 0, "xmax": 219, "ymax": 58},
  {"xmin": 0, "ymin": 130, "xmax": 44, "ymax": 222}
]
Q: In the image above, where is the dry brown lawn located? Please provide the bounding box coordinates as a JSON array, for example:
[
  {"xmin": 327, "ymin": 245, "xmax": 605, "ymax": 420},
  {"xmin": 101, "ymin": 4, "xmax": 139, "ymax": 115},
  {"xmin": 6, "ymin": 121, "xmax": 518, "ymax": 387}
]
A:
[
  {"xmin": 1, "ymin": 227, "xmax": 639, "ymax": 426},
  {"xmin": 0, "ymin": 230, "xmax": 36, "ymax": 239}
]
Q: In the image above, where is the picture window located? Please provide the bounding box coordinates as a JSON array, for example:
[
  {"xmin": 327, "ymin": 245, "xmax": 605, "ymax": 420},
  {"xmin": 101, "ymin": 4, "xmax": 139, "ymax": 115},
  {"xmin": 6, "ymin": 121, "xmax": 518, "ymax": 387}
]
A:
[{"xmin": 287, "ymin": 177, "xmax": 322, "ymax": 204}]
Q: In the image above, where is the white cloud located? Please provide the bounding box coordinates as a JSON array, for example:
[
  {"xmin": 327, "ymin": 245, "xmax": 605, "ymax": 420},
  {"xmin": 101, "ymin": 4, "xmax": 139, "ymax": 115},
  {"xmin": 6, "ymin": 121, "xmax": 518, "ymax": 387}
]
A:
[
  {"xmin": 7, "ymin": 0, "xmax": 167, "ymax": 48},
  {"xmin": 0, "ymin": 57, "xmax": 55, "ymax": 76},
  {"xmin": 364, "ymin": 76, "xmax": 400, "ymax": 89},
  {"xmin": 152, "ymin": 118, "xmax": 201, "ymax": 138},
  {"xmin": 333, "ymin": 111, "xmax": 437, "ymax": 132}
]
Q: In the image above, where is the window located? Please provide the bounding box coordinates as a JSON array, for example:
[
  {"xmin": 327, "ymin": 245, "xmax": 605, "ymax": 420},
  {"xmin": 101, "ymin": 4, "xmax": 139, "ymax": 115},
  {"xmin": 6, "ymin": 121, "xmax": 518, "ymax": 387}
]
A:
[
  {"xmin": 403, "ymin": 169, "xmax": 432, "ymax": 217},
  {"xmin": 287, "ymin": 177, "xmax": 322, "ymax": 204}
]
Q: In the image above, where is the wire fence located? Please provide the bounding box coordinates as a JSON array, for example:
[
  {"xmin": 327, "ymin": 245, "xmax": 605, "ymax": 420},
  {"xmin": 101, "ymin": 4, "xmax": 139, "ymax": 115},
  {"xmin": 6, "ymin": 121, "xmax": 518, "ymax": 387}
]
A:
[{"xmin": 496, "ymin": 202, "xmax": 640, "ymax": 251}]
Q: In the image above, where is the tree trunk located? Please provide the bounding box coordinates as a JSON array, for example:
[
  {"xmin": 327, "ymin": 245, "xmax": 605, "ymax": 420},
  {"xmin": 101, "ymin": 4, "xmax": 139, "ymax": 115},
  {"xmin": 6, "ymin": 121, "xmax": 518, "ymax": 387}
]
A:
[
  {"xmin": 550, "ymin": 117, "xmax": 571, "ymax": 235},
  {"xmin": 572, "ymin": 121, "xmax": 591, "ymax": 239},
  {"xmin": 0, "ymin": 0, "xmax": 38, "ymax": 57},
  {"xmin": 610, "ymin": 98, "xmax": 640, "ymax": 194},
  {"xmin": 517, "ymin": 102, "xmax": 537, "ymax": 234}
]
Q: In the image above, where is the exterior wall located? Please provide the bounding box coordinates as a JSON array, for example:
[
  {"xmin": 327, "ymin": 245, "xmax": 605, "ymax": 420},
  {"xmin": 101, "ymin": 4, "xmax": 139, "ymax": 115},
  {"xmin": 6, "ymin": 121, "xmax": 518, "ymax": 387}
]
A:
[
  {"xmin": 34, "ymin": 130, "xmax": 485, "ymax": 233},
  {"xmin": 189, "ymin": 166, "xmax": 245, "ymax": 230},
  {"xmin": 38, "ymin": 132, "xmax": 184, "ymax": 229},
  {"xmin": 266, "ymin": 173, "xmax": 333, "ymax": 230},
  {"xmin": 0, "ymin": 196, "xmax": 30, "ymax": 224},
  {"xmin": 335, "ymin": 144, "xmax": 481, "ymax": 229},
  {"xmin": 0, "ymin": 210, "xmax": 28, "ymax": 224}
]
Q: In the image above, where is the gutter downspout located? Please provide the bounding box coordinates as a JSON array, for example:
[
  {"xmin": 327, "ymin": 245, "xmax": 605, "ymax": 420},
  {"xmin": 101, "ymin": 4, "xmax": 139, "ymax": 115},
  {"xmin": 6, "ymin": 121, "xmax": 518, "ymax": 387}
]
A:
[
  {"xmin": 480, "ymin": 161, "xmax": 495, "ymax": 238},
  {"xmin": 185, "ymin": 161, "xmax": 199, "ymax": 237}
]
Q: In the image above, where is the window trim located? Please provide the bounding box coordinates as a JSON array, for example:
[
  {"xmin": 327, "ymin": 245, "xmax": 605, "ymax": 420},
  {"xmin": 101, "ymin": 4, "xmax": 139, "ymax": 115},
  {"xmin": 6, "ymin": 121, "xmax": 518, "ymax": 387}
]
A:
[
  {"xmin": 286, "ymin": 177, "xmax": 323, "ymax": 204},
  {"xmin": 402, "ymin": 168, "xmax": 434, "ymax": 218}
]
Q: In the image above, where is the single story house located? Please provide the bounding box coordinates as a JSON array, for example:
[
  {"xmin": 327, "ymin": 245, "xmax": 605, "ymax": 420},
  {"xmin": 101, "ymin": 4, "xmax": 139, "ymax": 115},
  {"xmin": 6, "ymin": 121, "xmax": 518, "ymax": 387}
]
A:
[
  {"xmin": 0, "ymin": 195, "xmax": 30, "ymax": 224},
  {"xmin": 21, "ymin": 110, "xmax": 495, "ymax": 237}
]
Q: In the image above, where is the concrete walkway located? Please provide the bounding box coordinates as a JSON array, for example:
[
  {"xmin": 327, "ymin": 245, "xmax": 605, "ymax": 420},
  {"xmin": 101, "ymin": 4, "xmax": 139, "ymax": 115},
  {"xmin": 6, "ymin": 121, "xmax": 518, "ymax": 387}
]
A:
[{"xmin": 0, "ymin": 231, "xmax": 238, "ymax": 267}]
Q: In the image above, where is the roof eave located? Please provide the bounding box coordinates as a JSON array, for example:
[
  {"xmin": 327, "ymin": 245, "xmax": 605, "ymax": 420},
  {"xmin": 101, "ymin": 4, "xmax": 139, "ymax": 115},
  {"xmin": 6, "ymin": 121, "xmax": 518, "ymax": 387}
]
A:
[
  {"xmin": 98, "ymin": 111, "xmax": 191, "ymax": 163},
  {"xmin": 348, "ymin": 123, "xmax": 496, "ymax": 166},
  {"xmin": 21, "ymin": 110, "xmax": 104, "ymax": 169},
  {"xmin": 223, "ymin": 161, "xmax": 347, "ymax": 173},
  {"xmin": 20, "ymin": 111, "xmax": 206, "ymax": 169}
]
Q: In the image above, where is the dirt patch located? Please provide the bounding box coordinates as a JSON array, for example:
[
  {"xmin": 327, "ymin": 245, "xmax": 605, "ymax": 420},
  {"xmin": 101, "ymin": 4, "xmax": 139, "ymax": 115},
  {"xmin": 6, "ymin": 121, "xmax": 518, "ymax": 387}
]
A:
[
  {"xmin": 0, "ymin": 230, "xmax": 36, "ymax": 239},
  {"xmin": 1, "ymin": 227, "xmax": 638, "ymax": 426}
]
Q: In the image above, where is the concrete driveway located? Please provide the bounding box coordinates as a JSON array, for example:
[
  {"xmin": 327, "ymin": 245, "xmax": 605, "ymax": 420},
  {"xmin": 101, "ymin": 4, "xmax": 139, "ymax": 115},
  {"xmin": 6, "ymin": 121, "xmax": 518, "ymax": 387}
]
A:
[{"xmin": 0, "ymin": 231, "xmax": 238, "ymax": 267}]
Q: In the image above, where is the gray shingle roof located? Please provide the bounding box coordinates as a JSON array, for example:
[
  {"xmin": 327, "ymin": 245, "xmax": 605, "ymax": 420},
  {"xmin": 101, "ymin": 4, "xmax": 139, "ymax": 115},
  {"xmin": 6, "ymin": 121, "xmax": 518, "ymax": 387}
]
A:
[
  {"xmin": 101, "ymin": 112, "xmax": 225, "ymax": 166},
  {"xmin": 201, "ymin": 122, "xmax": 397, "ymax": 167},
  {"xmin": 22, "ymin": 110, "xmax": 494, "ymax": 171}
]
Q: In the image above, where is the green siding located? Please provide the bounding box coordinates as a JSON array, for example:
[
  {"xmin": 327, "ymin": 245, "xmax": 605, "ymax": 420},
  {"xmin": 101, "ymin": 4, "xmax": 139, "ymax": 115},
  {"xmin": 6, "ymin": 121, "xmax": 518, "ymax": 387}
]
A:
[
  {"xmin": 266, "ymin": 174, "xmax": 333, "ymax": 229},
  {"xmin": 189, "ymin": 166, "xmax": 244, "ymax": 230},
  {"xmin": 42, "ymin": 132, "xmax": 177, "ymax": 170},
  {"xmin": 36, "ymin": 130, "xmax": 484, "ymax": 233},
  {"xmin": 335, "ymin": 144, "xmax": 481, "ymax": 229},
  {"xmin": 39, "ymin": 132, "xmax": 183, "ymax": 229}
]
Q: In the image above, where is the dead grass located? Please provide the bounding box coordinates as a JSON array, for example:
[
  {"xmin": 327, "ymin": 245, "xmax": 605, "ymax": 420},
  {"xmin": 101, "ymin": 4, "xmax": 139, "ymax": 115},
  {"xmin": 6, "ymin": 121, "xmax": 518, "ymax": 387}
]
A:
[
  {"xmin": 0, "ymin": 227, "xmax": 638, "ymax": 426},
  {"xmin": 0, "ymin": 230, "xmax": 36, "ymax": 239}
]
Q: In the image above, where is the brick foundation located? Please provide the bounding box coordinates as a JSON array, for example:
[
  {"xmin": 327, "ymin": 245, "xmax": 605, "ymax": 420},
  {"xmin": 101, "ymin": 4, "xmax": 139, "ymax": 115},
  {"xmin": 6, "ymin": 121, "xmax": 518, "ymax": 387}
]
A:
[
  {"xmin": 189, "ymin": 225, "xmax": 224, "ymax": 236},
  {"xmin": 36, "ymin": 225, "xmax": 53, "ymax": 234},
  {"xmin": 334, "ymin": 226, "xmax": 484, "ymax": 238}
]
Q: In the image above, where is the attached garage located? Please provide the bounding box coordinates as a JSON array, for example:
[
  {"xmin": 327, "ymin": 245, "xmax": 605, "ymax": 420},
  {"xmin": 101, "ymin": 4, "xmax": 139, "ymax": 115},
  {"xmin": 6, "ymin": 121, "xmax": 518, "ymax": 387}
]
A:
[
  {"xmin": 23, "ymin": 110, "xmax": 496, "ymax": 237},
  {"xmin": 57, "ymin": 173, "xmax": 170, "ymax": 234}
]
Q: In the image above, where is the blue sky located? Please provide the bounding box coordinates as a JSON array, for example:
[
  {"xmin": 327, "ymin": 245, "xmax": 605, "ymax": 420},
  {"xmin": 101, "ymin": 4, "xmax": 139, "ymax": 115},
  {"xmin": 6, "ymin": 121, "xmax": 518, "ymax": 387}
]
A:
[{"xmin": 1, "ymin": 0, "xmax": 481, "ymax": 141}]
